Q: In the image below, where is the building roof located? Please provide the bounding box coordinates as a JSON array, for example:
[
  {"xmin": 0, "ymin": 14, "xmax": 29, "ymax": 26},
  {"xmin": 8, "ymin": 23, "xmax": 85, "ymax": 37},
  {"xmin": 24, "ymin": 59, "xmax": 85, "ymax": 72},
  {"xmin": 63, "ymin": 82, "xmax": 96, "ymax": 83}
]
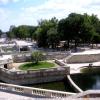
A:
[
  {"xmin": 0, "ymin": 55, "xmax": 12, "ymax": 60},
  {"xmin": 0, "ymin": 38, "xmax": 6, "ymax": 43},
  {"xmin": 14, "ymin": 40, "xmax": 33, "ymax": 47}
]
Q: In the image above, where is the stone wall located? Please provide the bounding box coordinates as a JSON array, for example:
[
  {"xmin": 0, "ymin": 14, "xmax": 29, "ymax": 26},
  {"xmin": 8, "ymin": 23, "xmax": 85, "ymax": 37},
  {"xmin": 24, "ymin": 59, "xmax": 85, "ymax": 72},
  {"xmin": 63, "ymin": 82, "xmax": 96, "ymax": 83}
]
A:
[
  {"xmin": 13, "ymin": 52, "xmax": 68, "ymax": 63},
  {"xmin": 13, "ymin": 53, "xmax": 31, "ymax": 62},
  {"xmin": 55, "ymin": 59, "xmax": 66, "ymax": 66},
  {"xmin": 0, "ymin": 66, "xmax": 70, "ymax": 85},
  {"xmin": 45, "ymin": 53, "xmax": 68, "ymax": 60},
  {"xmin": 67, "ymin": 54, "xmax": 100, "ymax": 64}
]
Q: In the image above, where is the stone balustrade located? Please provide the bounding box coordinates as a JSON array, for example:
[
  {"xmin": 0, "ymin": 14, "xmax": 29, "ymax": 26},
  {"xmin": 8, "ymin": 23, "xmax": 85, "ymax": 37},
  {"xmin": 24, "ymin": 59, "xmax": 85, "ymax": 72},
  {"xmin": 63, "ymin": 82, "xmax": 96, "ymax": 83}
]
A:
[
  {"xmin": 0, "ymin": 82, "xmax": 75, "ymax": 98},
  {"xmin": 67, "ymin": 75, "xmax": 83, "ymax": 93}
]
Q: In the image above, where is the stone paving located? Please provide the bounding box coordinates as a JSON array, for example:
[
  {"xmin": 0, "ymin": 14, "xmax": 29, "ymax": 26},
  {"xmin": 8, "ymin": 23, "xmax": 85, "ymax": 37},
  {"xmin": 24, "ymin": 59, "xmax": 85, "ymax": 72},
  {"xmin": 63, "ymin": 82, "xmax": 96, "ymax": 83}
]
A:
[
  {"xmin": 72, "ymin": 49, "xmax": 100, "ymax": 55},
  {"xmin": 66, "ymin": 49, "xmax": 100, "ymax": 74},
  {"xmin": 0, "ymin": 91, "xmax": 36, "ymax": 100}
]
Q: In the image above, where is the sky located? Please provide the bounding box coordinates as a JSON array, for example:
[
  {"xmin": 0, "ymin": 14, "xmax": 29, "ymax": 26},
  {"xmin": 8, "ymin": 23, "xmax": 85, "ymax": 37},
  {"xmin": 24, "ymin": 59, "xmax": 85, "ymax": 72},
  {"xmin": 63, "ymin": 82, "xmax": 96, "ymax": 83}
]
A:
[{"xmin": 0, "ymin": 0, "xmax": 100, "ymax": 32}]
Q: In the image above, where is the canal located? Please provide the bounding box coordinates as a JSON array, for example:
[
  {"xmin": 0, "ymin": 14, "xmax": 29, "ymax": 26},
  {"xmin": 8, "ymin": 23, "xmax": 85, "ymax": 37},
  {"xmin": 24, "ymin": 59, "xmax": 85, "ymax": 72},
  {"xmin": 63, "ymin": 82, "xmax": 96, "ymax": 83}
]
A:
[
  {"xmin": 71, "ymin": 73, "xmax": 100, "ymax": 91},
  {"xmin": 24, "ymin": 78, "xmax": 75, "ymax": 92},
  {"xmin": 24, "ymin": 73, "xmax": 100, "ymax": 92},
  {"xmin": 1, "ymin": 73, "xmax": 100, "ymax": 92}
]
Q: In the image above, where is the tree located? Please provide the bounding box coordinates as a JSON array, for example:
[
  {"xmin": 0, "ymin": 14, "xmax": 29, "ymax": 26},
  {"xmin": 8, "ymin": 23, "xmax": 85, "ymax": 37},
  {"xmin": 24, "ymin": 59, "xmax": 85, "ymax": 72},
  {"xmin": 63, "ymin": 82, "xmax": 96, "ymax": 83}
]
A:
[
  {"xmin": 0, "ymin": 30, "xmax": 2, "ymax": 38},
  {"xmin": 47, "ymin": 28, "xmax": 60, "ymax": 48},
  {"xmin": 6, "ymin": 13, "xmax": 100, "ymax": 49},
  {"xmin": 35, "ymin": 17, "xmax": 58, "ymax": 47},
  {"xmin": 58, "ymin": 13, "xmax": 99, "ymax": 49},
  {"xmin": 58, "ymin": 13, "xmax": 82, "ymax": 48},
  {"xmin": 31, "ymin": 51, "xmax": 44, "ymax": 64},
  {"xmin": 92, "ymin": 34, "xmax": 100, "ymax": 48},
  {"xmin": 7, "ymin": 26, "xmax": 18, "ymax": 39},
  {"xmin": 7, "ymin": 25, "xmax": 37, "ymax": 40},
  {"xmin": 28, "ymin": 26, "xmax": 37, "ymax": 41}
]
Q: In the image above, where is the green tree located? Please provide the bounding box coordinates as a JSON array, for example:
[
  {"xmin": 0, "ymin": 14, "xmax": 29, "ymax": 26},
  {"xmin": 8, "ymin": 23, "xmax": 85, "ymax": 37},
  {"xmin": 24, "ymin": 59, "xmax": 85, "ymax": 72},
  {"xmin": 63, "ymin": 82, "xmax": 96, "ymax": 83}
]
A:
[
  {"xmin": 0, "ymin": 30, "xmax": 2, "ymax": 38},
  {"xmin": 7, "ymin": 26, "xmax": 18, "ymax": 39},
  {"xmin": 31, "ymin": 51, "xmax": 44, "ymax": 64},
  {"xmin": 58, "ymin": 13, "xmax": 98, "ymax": 49},
  {"xmin": 35, "ymin": 17, "xmax": 58, "ymax": 47},
  {"xmin": 7, "ymin": 25, "xmax": 37, "ymax": 40},
  {"xmin": 47, "ymin": 28, "xmax": 59, "ymax": 48}
]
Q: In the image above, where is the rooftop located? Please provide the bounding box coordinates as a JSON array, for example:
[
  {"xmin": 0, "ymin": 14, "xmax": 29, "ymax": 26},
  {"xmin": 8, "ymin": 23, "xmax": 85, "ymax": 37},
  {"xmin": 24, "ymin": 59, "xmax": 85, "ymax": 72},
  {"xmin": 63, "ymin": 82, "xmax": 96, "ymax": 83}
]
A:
[
  {"xmin": 0, "ymin": 55, "xmax": 12, "ymax": 61},
  {"xmin": 14, "ymin": 40, "xmax": 33, "ymax": 46}
]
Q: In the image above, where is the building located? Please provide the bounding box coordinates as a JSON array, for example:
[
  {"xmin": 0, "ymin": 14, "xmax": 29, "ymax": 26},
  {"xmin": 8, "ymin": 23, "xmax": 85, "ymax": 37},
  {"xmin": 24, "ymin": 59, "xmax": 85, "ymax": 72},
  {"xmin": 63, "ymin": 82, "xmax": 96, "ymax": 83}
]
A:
[
  {"xmin": 0, "ymin": 54, "xmax": 13, "ymax": 69},
  {"xmin": 13, "ymin": 40, "xmax": 35, "ymax": 52}
]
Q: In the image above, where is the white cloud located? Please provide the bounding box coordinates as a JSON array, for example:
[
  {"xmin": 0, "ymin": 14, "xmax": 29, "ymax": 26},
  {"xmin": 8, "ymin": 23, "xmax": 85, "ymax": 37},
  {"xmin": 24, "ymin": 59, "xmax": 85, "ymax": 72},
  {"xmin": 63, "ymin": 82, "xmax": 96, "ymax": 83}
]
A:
[
  {"xmin": 22, "ymin": 0, "xmax": 93, "ymax": 19},
  {"xmin": 0, "ymin": 8, "xmax": 11, "ymax": 31},
  {"xmin": 0, "ymin": 0, "xmax": 19, "ymax": 4},
  {"xmin": 1, "ymin": 0, "xmax": 100, "ymax": 31},
  {"xmin": 19, "ymin": 0, "xmax": 93, "ymax": 25}
]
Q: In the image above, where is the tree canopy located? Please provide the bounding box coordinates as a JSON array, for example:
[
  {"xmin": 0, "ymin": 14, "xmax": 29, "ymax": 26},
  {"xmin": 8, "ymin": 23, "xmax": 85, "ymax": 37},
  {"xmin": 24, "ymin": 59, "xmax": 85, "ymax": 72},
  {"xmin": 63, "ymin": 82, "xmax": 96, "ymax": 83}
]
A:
[
  {"xmin": 7, "ymin": 25, "xmax": 37, "ymax": 40},
  {"xmin": 6, "ymin": 13, "xmax": 100, "ymax": 49}
]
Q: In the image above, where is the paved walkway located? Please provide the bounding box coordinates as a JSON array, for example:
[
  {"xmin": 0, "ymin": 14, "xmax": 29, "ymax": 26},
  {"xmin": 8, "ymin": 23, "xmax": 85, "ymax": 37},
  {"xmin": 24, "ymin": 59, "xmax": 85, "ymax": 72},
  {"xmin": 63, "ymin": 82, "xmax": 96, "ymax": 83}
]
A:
[
  {"xmin": 0, "ymin": 91, "xmax": 42, "ymax": 100},
  {"xmin": 72, "ymin": 49, "xmax": 100, "ymax": 55},
  {"xmin": 69, "ymin": 61, "xmax": 100, "ymax": 74},
  {"xmin": 65, "ymin": 49, "xmax": 100, "ymax": 74}
]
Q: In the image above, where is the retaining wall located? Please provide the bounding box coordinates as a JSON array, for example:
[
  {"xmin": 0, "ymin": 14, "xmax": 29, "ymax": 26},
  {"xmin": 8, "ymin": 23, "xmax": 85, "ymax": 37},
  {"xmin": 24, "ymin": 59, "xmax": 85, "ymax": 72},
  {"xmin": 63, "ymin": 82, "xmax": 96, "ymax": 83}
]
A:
[
  {"xmin": 0, "ymin": 66, "xmax": 70, "ymax": 85},
  {"xmin": 13, "ymin": 52, "xmax": 68, "ymax": 63}
]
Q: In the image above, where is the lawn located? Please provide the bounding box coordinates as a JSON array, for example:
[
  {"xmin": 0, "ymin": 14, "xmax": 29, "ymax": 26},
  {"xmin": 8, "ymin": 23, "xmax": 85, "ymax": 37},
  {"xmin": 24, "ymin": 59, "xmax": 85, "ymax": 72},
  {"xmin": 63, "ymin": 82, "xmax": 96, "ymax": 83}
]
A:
[{"xmin": 19, "ymin": 61, "xmax": 55, "ymax": 70}]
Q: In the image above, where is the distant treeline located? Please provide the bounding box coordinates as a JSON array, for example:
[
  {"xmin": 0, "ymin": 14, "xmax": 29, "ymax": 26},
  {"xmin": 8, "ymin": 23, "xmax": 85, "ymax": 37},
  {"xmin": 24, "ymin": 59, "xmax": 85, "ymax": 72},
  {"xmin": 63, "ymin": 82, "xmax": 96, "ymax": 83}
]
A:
[{"xmin": 4, "ymin": 13, "xmax": 100, "ymax": 49}]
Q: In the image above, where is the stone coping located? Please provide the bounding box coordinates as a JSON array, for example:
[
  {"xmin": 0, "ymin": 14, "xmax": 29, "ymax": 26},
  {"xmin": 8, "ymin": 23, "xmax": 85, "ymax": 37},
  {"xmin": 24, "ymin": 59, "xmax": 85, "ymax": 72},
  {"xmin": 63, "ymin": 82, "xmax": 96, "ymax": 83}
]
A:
[{"xmin": 67, "ymin": 75, "xmax": 83, "ymax": 93}]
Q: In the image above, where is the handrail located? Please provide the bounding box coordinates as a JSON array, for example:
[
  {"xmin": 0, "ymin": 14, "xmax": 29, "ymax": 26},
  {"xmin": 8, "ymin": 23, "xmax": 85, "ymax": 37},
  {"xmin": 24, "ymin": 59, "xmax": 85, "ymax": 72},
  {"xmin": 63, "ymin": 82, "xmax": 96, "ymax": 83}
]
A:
[
  {"xmin": 67, "ymin": 75, "xmax": 83, "ymax": 93},
  {"xmin": 0, "ymin": 82, "xmax": 75, "ymax": 98}
]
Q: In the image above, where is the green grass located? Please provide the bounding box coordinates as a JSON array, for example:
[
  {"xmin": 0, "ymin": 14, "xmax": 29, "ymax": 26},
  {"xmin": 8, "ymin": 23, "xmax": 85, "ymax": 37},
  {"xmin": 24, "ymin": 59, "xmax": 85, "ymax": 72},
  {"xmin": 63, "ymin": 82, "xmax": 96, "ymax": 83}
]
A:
[
  {"xmin": 19, "ymin": 61, "xmax": 55, "ymax": 70},
  {"xmin": 80, "ymin": 67, "xmax": 100, "ymax": 73}
]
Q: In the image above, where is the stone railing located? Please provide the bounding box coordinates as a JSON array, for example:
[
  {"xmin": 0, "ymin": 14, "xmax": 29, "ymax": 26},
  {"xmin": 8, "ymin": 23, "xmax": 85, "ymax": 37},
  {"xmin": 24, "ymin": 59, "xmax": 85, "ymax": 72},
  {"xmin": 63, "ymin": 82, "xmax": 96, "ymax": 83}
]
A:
[
  {"xmin": 0, "ymin": 82, "xmax": 75, "ymax": 98},
  {"xmin": 55, "ymin": 59, "xmax": 66, "ymax": 66},
  {"xmin": 67, "ymin": 75, "xmax": 83, "ymax": 93}
]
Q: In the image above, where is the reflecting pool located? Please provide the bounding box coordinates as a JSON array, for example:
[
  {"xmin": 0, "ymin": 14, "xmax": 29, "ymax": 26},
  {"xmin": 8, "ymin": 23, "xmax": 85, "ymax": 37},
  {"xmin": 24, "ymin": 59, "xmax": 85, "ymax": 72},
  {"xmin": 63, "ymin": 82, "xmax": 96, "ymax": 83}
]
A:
[
  {"xmin": 71, "ymin": 73, "xmax": 100, "ymax": 91},
  {"xmin": 22, "ymin": 73, "xmax": 100, "ymax": 92}
]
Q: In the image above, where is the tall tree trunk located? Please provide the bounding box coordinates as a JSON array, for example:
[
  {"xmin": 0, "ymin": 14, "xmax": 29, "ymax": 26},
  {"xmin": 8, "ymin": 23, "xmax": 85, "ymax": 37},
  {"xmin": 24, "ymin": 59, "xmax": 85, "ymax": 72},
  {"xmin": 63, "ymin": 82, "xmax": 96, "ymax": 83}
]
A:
[
  {"xmin": 75, "ymin": 39, "xmax": 78, "ymax": 52},
  {"xmin": 67, "ymin": 40, "xmax": 70, "ymax": 48}
]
